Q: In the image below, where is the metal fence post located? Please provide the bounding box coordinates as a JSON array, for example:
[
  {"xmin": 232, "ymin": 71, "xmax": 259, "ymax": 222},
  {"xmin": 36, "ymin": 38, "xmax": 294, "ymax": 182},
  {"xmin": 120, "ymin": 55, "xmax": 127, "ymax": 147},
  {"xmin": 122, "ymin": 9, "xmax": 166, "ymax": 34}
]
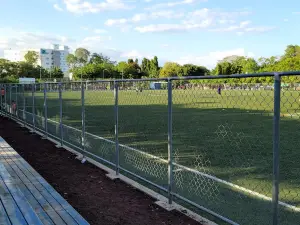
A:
[
  {"xmin": 114, "ymin": 81, "xmax": 119, "ymax": 176},
  {"xmin": 59, "ymin": 83, "xmax": 63, "ymax": 147},
  {"xmin": 15, "ymin": 85, "xmax": 18, "ymax": 119},
  {"xmin": 0, "ymin": 84, "xmax": 2, "ymax": 115},
  {"xmin": 272, "ymin": 73, "xmax": 281, "ymax": 225},
  {"xmin": 9, "ymin": 84, "xmax": 12, "ymax": 119},
  {"xmin": 32, "ymin": 84, "xmax": 35, "ymax": 132},
  {"xmin": 167, "ymin": 78, "xmax": 173, "ymax": 205},
  {"xmin": 4, "ymin": 85, "xmax": 7, "ymax": 116},
  {"xmin": 44, "ymin": 83, "xmax": 48, "ymax": 138},
  {"xmin": 23, "ymin": 84, "xmax": 26, "ymax": 126},
  {"xmin": 81, "ymin": 82, "xmax": 86, "ymax": 152}
]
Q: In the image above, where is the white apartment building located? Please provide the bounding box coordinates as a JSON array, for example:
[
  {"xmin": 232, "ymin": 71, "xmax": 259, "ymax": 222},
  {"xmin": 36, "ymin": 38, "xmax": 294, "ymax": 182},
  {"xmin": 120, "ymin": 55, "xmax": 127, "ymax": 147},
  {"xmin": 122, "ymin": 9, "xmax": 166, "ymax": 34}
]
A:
[{"xmin": 4, "ymin": 44, "xmax": 70, "ymax": 76}]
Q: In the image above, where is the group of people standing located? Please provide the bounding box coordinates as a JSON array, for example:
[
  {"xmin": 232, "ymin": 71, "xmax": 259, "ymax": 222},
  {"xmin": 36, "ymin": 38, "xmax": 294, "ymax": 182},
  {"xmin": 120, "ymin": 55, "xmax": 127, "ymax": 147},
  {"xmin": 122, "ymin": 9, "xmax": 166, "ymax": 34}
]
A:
[{"xmin": 1, "ymin": 87, "xmax": 17, "ymax": 114}]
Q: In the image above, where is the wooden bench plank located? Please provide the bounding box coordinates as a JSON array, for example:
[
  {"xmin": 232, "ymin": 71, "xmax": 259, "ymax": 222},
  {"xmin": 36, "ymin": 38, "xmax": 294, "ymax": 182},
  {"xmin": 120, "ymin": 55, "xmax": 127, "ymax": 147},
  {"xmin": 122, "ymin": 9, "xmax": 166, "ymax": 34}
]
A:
[
  {"xmin": 13, "ymin": 157, "xmax": 88, "ymax": 225},
  {"xmin": 0, "ymin": 167, "xmax": 43, "ymax": 225},
  {"xmin": 1, "ymin": 198, "xmax": 27, "ymax": 225},
  {"xmin": 1, "ymin": 155, "xmax": 67, "ymax": 225},
  {"xmin": 5, "ymin": 156, "xmax": 78, "ymax": 225},
  {"xmin": 10, "ymin": 160, "xmax": 80, "ymax": 225},
  {"xmin": 0, "ymin": 138, "xmax": 89, "ymax": 225},
  {"xmin": 0, "ymin": 197, "xmax": 12, "ymax": 224}
]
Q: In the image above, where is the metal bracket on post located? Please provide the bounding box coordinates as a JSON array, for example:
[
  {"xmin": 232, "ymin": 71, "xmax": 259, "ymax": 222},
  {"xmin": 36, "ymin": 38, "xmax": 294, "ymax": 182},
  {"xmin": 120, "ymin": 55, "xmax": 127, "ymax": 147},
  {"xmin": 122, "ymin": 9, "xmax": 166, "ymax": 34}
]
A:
[
  {"xmin": 114, "ymin": 81, "xmax": 120, "ymax": 177},
  {"xmin": 272, "ymin": 72, "xmax": 281, "ymax": 225},
  {"xmin": 167, "ymin": 78, "xmax": 174, "ymax": 205},
  {"xmin": 42, "ymin": 83, "xmax": 48, "ymax": 139},
  {"xmin": 56, "ymin": 83, "xmax": 63, "ymax": 148}
]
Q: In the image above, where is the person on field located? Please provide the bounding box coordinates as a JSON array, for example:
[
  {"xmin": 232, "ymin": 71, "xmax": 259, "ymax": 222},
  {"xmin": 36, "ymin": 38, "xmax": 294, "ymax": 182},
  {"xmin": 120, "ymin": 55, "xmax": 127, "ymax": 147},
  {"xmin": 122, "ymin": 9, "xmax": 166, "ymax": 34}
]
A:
[{"xmin": 218, "ymin": 85, "xmax": 222, "ymax": 95}]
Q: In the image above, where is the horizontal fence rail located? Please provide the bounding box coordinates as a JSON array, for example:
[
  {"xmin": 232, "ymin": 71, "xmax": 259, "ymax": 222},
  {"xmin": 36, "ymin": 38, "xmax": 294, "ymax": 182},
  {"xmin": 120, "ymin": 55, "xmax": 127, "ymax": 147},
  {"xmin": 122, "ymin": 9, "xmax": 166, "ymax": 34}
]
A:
[{"xmin": 1, "ymin": 72, "xmax": 300, "ymax": 225}]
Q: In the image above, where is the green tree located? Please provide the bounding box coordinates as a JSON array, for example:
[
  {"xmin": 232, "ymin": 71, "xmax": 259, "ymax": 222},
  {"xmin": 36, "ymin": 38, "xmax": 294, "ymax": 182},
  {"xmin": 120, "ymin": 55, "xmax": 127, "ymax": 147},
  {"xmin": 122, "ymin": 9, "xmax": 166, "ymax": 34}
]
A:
[
  {"xmin": 75, "ymin": 48, "xmax": 90, "ymax": 64},
  {"xmin": 24, "ymin": 51, "xmax": 39, "ymax": 65},
  {"xmin": 50, "ymin": 67, "xmax": 64, "ymax": 78},
  {"xmin": 89, "ymin": 53, "xmax": 115, "ymax": 65},
  {"xmin": 159, "ymin": 62, "xmax": 183, "ymax": 78},
  {"xmin": 128, "ymin": 59, "xmax": 134, "ymax": 64},
  {"xmin": 115, "ymin": 61, "xmax": 141, "ymax": 79},
  {"xmin": 149, "ymin": 56, "xmax": 160, "ymax": 78},
  {"xmin": 66, "ymin": 54, "xmax": 79, "ymax": 69},
  {"xmin": 182, "ymin": 64, "xmax": 209, "ymax": 76},
  {"xmin": 283, "ymin": 45, "xmax": 300, "ymax": 58}
]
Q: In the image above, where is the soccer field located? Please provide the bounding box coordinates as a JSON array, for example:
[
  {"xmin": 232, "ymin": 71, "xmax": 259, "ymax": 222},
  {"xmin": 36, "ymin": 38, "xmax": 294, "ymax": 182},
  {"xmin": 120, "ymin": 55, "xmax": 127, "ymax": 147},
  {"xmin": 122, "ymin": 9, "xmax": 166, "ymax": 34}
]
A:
[{"xmin": 15, "ymin": 87, "xmax": 300, "ymax": 225}]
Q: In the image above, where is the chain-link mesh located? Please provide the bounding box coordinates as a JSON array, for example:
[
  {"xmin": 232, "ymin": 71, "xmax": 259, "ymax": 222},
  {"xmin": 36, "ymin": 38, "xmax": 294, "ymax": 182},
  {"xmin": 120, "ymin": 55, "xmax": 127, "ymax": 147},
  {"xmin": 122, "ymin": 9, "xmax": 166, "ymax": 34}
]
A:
[
  {"xmin": 1, "ymin": 74, "xmax": 300, "ymax": 225},
  {"xmin": 23, "ymin": 84, "xmax": 34, "ymax": 126},
  {"xmin": 61, "ymin": 82, "xmax": 82, "ymax": 149},
  {"xmin": 118, "ymin": 80, "xmax": 168, "ymax": 189},
  {"xmin": 172, "ymin": 77, "xmax": 276, "ymax": 224},
  {"xmin": 45, "ymin": 83, "xmax": 61, "ymax": 141},
  {"xmin": 33, "ymin": 83, "xmax": 44, "ymax": 132},
  {"xmin": 84, "ymin": 81, "xmax": 115, "ymax": 164},
  {"xmin": 278, "ymin": 75, "xmax": 300, "ymax": 225}
]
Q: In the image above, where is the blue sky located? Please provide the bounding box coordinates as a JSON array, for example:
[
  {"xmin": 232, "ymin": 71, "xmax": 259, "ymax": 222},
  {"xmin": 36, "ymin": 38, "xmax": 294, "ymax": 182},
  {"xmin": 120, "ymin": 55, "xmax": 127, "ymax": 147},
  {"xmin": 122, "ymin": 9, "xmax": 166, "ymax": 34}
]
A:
[{"xmin": 0, "ymin": 0, "xmax": 299, "ymax": 68}]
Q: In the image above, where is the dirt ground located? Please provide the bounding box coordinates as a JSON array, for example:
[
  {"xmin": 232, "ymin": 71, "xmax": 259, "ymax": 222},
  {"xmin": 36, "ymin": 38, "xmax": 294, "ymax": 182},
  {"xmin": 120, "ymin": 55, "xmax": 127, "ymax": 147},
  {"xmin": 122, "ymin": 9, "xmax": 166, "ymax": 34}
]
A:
[{"xmin": 0, "ymin": 116, "xmax": 201, "ymax": 225}]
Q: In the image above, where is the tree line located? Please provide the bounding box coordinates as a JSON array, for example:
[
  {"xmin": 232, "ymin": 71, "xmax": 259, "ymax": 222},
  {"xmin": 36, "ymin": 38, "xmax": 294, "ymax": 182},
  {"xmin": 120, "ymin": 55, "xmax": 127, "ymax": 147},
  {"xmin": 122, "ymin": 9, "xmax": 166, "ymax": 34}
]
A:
[
  {"xmin": 66, "ymin": 48, "xmax": 209, "ymax": 80},
  {"xmin": 1, "ymin": 45, "xmax": 300, "ymax": 83}
]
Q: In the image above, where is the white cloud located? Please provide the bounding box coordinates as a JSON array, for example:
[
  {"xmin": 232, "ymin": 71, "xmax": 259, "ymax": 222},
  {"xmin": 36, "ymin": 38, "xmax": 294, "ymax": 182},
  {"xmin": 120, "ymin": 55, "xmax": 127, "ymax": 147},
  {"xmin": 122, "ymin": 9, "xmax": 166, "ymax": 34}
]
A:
[
  {"xmin": 0, "ymin": 29, "xmax": 74, "ymax": 51},
  {"xmin": 135, "ymin": 20, "xmax": 211, "ymax": 32},
  {"xmin": 62, "ymin": 0, "xmax": 131, "ymax": 14},
  {"xmin": 105, "ymin": 18, "xmax": 128, "ymax": 26},
  {"xmin": 82, "ymin": 36, "xmax": 112, "ymax": 42},
  {"xmin": 94, "ymin": 29, "xmax": 107, "ymax": 34},
  {"xmin": 210, "ymin": 20, "xmax": 275, "ymax": 33},
  {"xmin": 53, "ymin": 4, "xmax": 63, "ymax": 11},
  {"xmin": 134, "ymin": 9, "xmax": 273, "ymax": 34},
  {"xmin": 121, "ymin": 50, "xmax": 143, "ymax": 58},
  {"xmin": 146, "ymin": 0, "xmax": 207, "ymax": 10},
  {"xmin": 80, "ymin": 26, "xmax": 89, "ymax": 30},
  {"xmin": 120, "ymin": 50, "xmax": 154, "ymax": 60},
  {"xmin": 0, "ymin": 28, "xmax": 113, "ymax": 57},
  {"xmin": 176, "ymin": 48, "xmax": 255, "ymax": 68},
  {"xmin": 105, "ymin": 10, "xmax": 184, "ymax": 26},
  {"xmin": 283, "ymin": 18, "xmax": 289, "ymax": 22}
]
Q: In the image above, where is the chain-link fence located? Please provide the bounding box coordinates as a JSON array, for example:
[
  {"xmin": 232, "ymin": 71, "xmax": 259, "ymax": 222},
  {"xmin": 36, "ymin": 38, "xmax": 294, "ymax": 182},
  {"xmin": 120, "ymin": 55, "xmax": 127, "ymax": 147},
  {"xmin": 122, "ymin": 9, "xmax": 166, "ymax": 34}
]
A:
[{"xmin": 1, "ymin": 72, "xmax": 300, "ymax": 225}]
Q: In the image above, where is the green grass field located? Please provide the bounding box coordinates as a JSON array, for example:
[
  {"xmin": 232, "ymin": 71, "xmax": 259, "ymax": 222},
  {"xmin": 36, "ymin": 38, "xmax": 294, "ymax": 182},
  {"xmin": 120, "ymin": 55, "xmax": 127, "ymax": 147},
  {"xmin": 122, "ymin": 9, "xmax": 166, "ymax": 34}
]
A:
[{"xmin": 9, "ymin": 86, "xmax": 300, "ymax": 225}]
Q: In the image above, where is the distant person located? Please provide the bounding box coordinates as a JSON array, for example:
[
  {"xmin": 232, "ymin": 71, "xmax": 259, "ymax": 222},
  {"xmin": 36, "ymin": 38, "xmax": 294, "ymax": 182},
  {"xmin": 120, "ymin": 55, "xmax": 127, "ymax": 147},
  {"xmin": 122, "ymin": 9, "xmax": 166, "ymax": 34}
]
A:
[
  {"xmin": 1, "ymin": 87, "xmax": 4, "ymax": 100},
  {"xmin": 218, "ymin": 85, "xmax": 222, "ymax": 95},
  {"xmin": 11, "ymin": 100, "xmax": 17, "ymax": 115},
  {"xmin": 1, "ymin": 87, "xmax": 5, "ymax": 110}
]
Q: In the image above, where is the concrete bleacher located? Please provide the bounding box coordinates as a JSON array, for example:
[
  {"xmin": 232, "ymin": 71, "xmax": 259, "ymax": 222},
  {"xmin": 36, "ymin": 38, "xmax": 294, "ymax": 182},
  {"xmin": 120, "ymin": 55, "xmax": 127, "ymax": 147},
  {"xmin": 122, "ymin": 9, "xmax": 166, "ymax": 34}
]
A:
[{"xmin": 0, "ymin": 137, "xmax": 90, "ymax": 225}]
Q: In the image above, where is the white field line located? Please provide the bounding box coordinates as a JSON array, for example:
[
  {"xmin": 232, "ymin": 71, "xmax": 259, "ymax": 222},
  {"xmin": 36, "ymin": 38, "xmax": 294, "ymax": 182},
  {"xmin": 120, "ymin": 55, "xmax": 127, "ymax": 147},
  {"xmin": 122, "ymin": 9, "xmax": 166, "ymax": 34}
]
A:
[{"xmin": 22, "ymin": 110, "xmax": 300, "ymax": 212}]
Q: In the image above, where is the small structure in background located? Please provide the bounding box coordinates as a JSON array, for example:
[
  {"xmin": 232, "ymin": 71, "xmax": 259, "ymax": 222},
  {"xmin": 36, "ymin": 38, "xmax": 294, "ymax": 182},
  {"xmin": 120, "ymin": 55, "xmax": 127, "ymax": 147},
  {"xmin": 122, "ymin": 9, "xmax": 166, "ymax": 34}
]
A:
[
  {"xmin": 19, "ymin": 77, "xmax": 36, "ymax": 84},
  {"xmin": 150, "ymin": 82, "xmax": 168, "ymax": 90}
]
